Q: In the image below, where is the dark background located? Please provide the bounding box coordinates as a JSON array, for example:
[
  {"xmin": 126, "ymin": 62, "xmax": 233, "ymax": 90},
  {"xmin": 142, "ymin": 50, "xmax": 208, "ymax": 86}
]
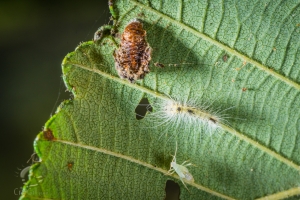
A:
[
  {"xmin": 0, "ymin": 1, "xmax": 180, "ymax": 199},
  {"xmin": 0, "ymin": 0, "xmax": 109, "ymax": 199}
]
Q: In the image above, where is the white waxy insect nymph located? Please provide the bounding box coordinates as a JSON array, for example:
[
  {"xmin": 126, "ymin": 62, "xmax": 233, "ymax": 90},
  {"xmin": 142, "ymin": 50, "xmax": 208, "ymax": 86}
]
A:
[{"xmin": 168, "ymin": 141, "xmax": 194, "ymax": 191}]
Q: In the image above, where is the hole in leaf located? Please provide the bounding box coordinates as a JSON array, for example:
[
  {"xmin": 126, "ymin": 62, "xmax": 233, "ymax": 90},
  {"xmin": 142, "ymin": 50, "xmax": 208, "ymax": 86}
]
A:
[
  {"xmin": 165, "ymin": 180, "xmax": 180, "ymax": 200},
  {"xmin": 135, "ymin": 98, "xmax": 152, "ymax": 120}
]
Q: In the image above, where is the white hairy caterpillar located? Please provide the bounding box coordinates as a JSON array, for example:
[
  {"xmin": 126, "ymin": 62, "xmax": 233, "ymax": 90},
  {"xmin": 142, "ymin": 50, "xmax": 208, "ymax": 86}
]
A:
[{"xmin": 137, "ymin": 95, "xmax": 233, "ymax": 142}]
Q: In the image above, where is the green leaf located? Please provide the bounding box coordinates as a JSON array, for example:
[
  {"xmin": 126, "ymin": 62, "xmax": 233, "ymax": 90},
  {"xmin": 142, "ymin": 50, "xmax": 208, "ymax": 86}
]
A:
[{"xmin": 21, "ymin": 0, "xmax": 300, "ymax": 199}]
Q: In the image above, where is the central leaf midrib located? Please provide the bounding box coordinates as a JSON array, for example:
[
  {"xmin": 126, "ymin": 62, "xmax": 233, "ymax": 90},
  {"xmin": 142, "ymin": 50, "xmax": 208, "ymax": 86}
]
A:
[
  {"xmin": 129, "ymin": 0, "xmax": 300, "ymax": 90},
  {"xmin": 67, "ymin": 61, "xmax": 300, "ymax": 172},
  {"xmin": 55, "ymin": 139, "xmax": 236, "ymax": 200}
]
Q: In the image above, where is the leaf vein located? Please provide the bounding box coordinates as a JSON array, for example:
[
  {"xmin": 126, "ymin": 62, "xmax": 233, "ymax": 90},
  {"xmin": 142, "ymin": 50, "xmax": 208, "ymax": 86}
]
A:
[
  {"xmin": 55, "ymin": 139, "xmax": 236, "ymax": 200},
  {"xmin": 66, "ymin": 61, "xmax": 300, "ymax": 172},
  {"xmin": 263, "ymin": 2, "xmax": 300, "ymax": 72},
  {"xmin": 130, "ymin": 0, "xmax": 300, "ymax": 90},
  {"xmin": 255, "ymin": 186, "xmax": 300, "ymax": 200},
  {"xmin": 178, "ymin": 0, "xmax": 183, "ymax": 22}
]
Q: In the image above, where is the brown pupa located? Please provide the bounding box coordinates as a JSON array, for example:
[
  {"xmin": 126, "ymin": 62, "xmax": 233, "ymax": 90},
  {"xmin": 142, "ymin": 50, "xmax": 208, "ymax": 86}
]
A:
[{"xmin": 113, "ymin": 19, "xmax": 152, "ymax": 83}]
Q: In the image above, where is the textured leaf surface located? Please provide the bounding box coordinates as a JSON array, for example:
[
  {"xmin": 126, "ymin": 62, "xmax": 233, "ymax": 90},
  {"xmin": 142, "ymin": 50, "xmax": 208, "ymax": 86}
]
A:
[{"xmin": 21, "ymin": 0, "xmax": 300, "ymax": 199}]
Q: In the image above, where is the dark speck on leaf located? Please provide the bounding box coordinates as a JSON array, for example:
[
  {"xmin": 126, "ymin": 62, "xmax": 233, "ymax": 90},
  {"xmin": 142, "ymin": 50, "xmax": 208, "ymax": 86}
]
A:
[
  {"xmin": 43, "ymin": 128, "xmax": 55, "ymax": 141},
  {"xmin": 187, "ymin": 109, "xmax": 194, "ymax": 114},
  {"xmin": 223, "ymin": 54, "xmax": 229, "ymax": 62},
  {"xmin": 209, "ymin": 117, "xmax": 217, "ymax": 123},
  {"xmin": 67, "ymin": 161, "xmax": 74, "ymax": 171}
]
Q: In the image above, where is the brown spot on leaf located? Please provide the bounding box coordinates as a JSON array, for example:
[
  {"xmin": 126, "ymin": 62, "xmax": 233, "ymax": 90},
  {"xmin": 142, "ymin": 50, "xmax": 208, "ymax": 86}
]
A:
[
  {"xmin": 67, "ymin": 161, "xmax": 74, "ymax": 171},
  {"xmin": 43, "ymin": 128, "xmax": 55, "ymax": 141},
  {"xmin": 222, "ymin": 54, "xmax": 229, "ymax": 62}
]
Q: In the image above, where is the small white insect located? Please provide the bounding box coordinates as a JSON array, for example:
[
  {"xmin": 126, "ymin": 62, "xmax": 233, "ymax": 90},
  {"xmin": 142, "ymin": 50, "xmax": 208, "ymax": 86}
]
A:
[{"xmin": 168, "ymin": 141, "xmax": 194, "ymax": 191}]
